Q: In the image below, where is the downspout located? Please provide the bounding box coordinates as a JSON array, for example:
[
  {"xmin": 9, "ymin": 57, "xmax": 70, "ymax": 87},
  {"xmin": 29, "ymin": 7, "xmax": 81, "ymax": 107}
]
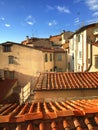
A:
[
  {"xmin": 53, "ymin": 52, "xmax": 55, "ymax": 71},
  {"xmin": 82, "ymin": 34, "xmax": 84, "ymax": 72},
  {"xmin": 85, "ymin": 41, "xmax": 92, "ymax": 72}
]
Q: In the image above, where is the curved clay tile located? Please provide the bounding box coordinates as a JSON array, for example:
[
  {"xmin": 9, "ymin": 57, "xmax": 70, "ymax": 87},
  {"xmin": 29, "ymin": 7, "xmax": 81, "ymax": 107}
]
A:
[
  {"xmin": 15, "ymin": 124, "xmax": 21, "ymax": 130},
  {"xmin": 39, "ymin": 122, "xmax": 45, "ymax": 130},
  {"xmin": 84, "ymin": 118, "xmax": 94, "ymax": 130},
  {"xmin": 63, "ymin": 119, "xmax": 70, "ymax": 129},
  {"xmin": 18, "ymin": 103, "xmax": 29, "ymax": 115},
  {"xmin": 37, "ymin": 102, "xmax": 41, "ymax": 113},
  {"xmin": 44, "ymin": 102, "xmax": 50, "ymax": 113},
  {"xmin": 27, "ymin": 123, "xmax": 33, "ymax": 130},
  {"xmin": 74, "ymin": 118, "xmax": 82, "ymax": 129},
  {"xmin": 29, "ymin": 102, "xmax": 34, "ymax": 113},
  {"xmin": 94, "ymin": 116, "xmax": 98, "ymax": 125},
  {"xmin": 49, "ymin": 102, "xmax": 58, "ymax": 112},
  {"xmin": 51, "ymin": 121, "xmax": 58, "ymax": 130},
  {"xmin": 55, "ymin": 101, "xmax": 67, "ymax": 111}
]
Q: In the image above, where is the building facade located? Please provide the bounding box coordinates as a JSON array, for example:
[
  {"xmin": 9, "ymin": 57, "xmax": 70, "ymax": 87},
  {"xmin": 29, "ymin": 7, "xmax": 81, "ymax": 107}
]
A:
[
  {"xmin": 69, "ymin": 23, "xmax": 98, "ymax": 72},
  {"xmin": 0, "ymin": 42, "xmax": 67, "ymax": 87}
]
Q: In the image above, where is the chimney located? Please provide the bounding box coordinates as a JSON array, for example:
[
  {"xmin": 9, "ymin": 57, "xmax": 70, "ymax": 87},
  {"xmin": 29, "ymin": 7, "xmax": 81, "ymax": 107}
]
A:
[{"xmin": 26, "ymin": 36, "xmax": 29, "ymax": 43}]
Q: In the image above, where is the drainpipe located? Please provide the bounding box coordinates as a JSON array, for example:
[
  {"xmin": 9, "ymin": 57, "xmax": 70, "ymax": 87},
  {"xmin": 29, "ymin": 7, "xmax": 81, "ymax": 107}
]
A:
[
  {"xmin": 82, "ymin": 34, "xmax": 84, "ymax": 72},
  {"xmin": 85, "ymin": 41, "xmax": 92, "ymax": 72}
]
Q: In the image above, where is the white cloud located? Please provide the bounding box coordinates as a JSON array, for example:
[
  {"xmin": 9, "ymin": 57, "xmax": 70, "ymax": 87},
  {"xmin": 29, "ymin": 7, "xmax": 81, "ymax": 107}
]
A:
[
  {"xmin": 5, "ymin": 24, "xmax": 11, "ymax": 27},
  {"xmin": 0, "ymin": 17, "xmax": 5, "ymax": 21},
  {"xmin": 47, "ymin": 5, "xmax": 54, "ymax": 10},
  {"xmin": 48, "ymin": 20, "xmax": 57, "ymax": 26},
  {"xmin": 92, "ymin": 12, "xmax": 98, "ymax": 16},
  {"xmin": 27, "ymin": 21, "xmax": 33, "ymax": 25},
  {"xmin": 74, "ymin": 17, "xmax": 80, "ymax": 25},
  {"xmin": 25, "ymin": 15, "xmax": 36, "ymax": 26},
  {"xmin": 85, "ymin": 0, "xmax": 98, "ymax": 11},
  {"xmin": 26, "ymin": 15, "xmax": 32, "ymax": 21},
  {"xmin": 86, "ymin": 18, "xmax": 97, "ymax": 24},
  {"xmin": 56, "ymin": 6, "xmax": 70, "ymax": 13}
]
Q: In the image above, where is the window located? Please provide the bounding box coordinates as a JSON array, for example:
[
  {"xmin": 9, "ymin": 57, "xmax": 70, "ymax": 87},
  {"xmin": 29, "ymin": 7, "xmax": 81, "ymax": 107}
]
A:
[
  {"xmin": 9, "ymin": 71, "xmax": 14, "ymax": 79},
  {"xmin": 95, "ymin": 56, "xmax": 98, "ymax": 68},
  {"xmin": 50, "ymin": 53, "xmax": 52, "ymax": 61},
  {"xmin": 68, "ymin": 62, "xmax": 70, "ymax": 70},
  {"xmin": 58, "ymin": 54, "xmax": 62, "ymax": 61},
  {"xmin": 4, "ymin": 71, "xmax": 9, "ymax": 79},
  {"xmin": 50, "ymin": 69, "xmax": 53, "ymax": 72},
  {"xmin": 79, "ymin": 51, "xmax": 82, "ymax": 58},
  {"xmin": 3, "ymin": 45, "xmax": 11, "ymax": 52},
  {"xmin": 4, "ymin": 71, "xmax": 14, "ymax": 79},
  {"xmin": 54, "ymin": 66, "xmax": 57, "ymax": 71},
  {"xmin": 0, "ymin": 70, "xmax": 3, "ymax": 79},
  {"xmin": 72, "ymin": 54, "xmax": 74, "ymax": 60},
  {"xmin": 77, "ymin": 35, "xmax": 80, "ymax": 42},
  {"xmin": 57, "ymin": 68, "xmax": 62, "ymax": 72},
  {"xmin": 9, "ymin": 56, "xmax": 14, "ymax": 64},
  {"xmin": 72, "ymin": 41, "xmax": 74, "ymax": 50},
  {"xmin": 45, "ymin": 54, "xmax": 48, "ymax": 62}
]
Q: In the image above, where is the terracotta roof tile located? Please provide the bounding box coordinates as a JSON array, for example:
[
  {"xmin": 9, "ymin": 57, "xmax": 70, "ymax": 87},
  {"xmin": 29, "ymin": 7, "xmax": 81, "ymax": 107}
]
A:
[
  {"xmin": 0, "ymin": 99, "xmax": 98, "ymax": 121},
  {"xmin": 34, "ymin": 72, "xmax": 98, "ymax": 90}
]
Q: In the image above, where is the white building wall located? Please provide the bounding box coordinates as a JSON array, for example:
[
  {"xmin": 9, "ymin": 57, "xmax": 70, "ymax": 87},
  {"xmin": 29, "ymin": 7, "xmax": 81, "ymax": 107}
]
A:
[
  {"xmin": 77, "ymin": 34, "xmax": 82, "ymax": 64},
  {"xmin": 69, "ymin": 38, "xmax": 74, "ymax": 71},
  {"xmin": 61, "ymin": 34, "xmax": 65, "ymax": 44},
  {"xmin": 73, "ymin": 35, "xmax": 77, "ymax": 72}
]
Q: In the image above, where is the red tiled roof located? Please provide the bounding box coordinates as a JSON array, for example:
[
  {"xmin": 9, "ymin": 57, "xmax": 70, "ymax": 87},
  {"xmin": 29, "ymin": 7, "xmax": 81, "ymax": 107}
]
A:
[
  {"xmin": 62, "ymin": 42, "xmax": 69, "ymax": 49},
  {"xmin": 0, "ymin": 79, "xmax": 17, "ymax": 102},
  {"xmin": 0, "ymin": 99, "xmax": 98, "ymax": 129},
  {"xmin": 92, "ymin": 42, "xmax": 98, "ymax": 47},
  {"xmin": 34, "ymin": 72, "xmax": 98, "ymax": 91}
]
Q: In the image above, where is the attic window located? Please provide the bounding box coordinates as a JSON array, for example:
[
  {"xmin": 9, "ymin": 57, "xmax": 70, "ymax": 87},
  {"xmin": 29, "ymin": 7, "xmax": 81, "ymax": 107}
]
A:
[{"xmin": 3, "ymin": 45, "xmax": 11, "ymax": 52}]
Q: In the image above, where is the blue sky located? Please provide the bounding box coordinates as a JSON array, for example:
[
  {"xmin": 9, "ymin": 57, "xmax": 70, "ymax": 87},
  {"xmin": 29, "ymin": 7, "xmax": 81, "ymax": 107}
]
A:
[{"xmin": 0, "ymin": 0, "xmax": 98, "ymax": 43}]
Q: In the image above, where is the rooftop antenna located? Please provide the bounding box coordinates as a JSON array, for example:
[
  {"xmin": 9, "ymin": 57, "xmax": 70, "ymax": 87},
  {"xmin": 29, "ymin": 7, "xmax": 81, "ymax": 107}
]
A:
[{"xmin": 32, "ymin": 29, "xmax": 35, "ymax": 38}]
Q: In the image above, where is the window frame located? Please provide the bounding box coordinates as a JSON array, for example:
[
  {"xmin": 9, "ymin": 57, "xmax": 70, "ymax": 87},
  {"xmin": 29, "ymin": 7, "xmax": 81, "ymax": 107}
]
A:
[
  {"xmin": 45, "ymin": 53, "xmax": 48, "ymax": 62},
  {"xmin": 3, "ymin": 45, "xmax": 11, "ymax": 52},
  {"xmin": 50, "ymin": 53, "xmax": 52, "ymax": 61},
  {"xmin": 8, "ymin": 56, "xmax": 14, "ymax": 64},
  {"xmin": 58, "ymin": 54, "xmax": 62, "ymax": 61},
  {"xmin": 95, "ymin": 56, "xmax": 98, "ymax": 68}
]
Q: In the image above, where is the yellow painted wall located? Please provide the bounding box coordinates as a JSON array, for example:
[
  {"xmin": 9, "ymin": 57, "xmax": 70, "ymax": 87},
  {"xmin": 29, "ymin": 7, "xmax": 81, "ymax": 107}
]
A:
[
  {"xmin": 0, "ymin": 44, "xmax": 44, "ymax": 86},
  {"xmin": 89, "ymin": 45, "xmax": 98, "ymax": 72}
]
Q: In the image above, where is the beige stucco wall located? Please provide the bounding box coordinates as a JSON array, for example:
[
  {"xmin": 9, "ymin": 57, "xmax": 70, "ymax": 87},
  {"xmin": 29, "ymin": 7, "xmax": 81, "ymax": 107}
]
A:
[
  {"xmin": 43, "ymin": 52, "xmax": 67, "ymax": 72},
  {"xmin": 0, "ymin": 44, "xmax": 44, "ymax": 86},
  {"xmin": 34, "ymin": 89, "xmax": 98, "ymax": 101},
  {"xmin": 54, "ymin": 53, "xmax": 67, "ymax": 72},
  {"xmin": 44, "ymin": 52, "xmax": 54, "ymax": 72},
  {"xmin": 0, "ymin": 44, "xmax": 67, "ymax": 87}
]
